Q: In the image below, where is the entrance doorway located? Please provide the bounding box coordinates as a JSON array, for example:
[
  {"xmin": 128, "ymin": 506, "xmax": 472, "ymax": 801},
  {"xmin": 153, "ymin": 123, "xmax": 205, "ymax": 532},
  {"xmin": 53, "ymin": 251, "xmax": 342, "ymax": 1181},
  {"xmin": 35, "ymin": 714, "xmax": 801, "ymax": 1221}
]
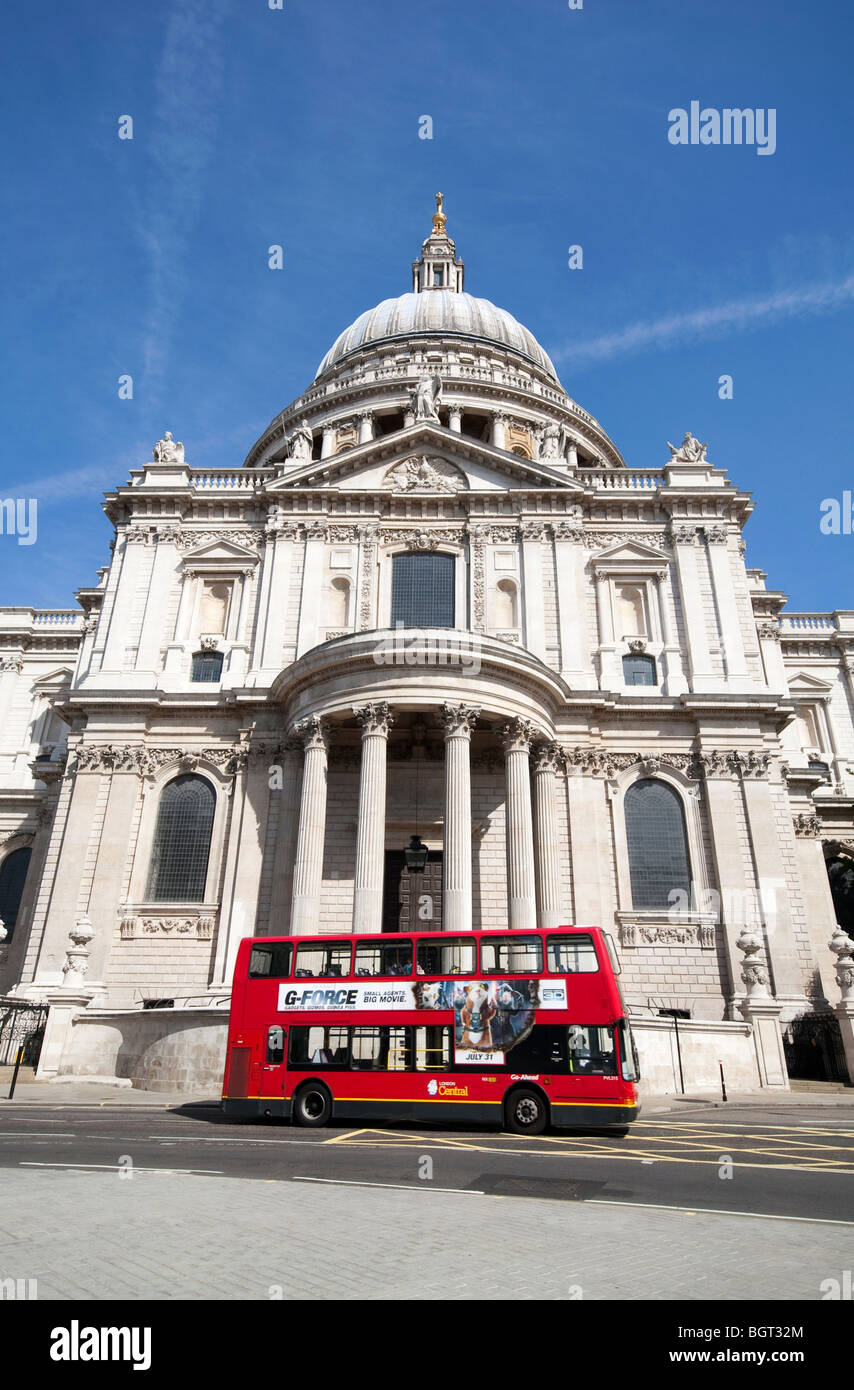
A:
[{"xmin": 382, "ymin": 850, "xmax": 443, "ymax": 933}]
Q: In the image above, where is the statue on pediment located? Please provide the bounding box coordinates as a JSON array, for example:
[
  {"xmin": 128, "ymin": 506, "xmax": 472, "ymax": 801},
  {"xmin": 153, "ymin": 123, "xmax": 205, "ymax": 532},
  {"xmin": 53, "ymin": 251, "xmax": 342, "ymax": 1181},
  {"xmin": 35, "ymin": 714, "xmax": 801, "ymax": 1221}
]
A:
[
  {"xmin": 667, "ymin": 432, "xmax": 707, "ymax": 463},
  {"xmin": 383, "ymin": 455, "xmax": 466, "ymax": 494},
  {"xmin": 153, "ymin": 431, "xmax": 184, "ymax": 464},
  {"xmin": 287, "ymin": 420, "xmax": 313, "ymax": 461},
  {"xmin": 412, "ymin": 372, "xmax": 442, "ymax": 422}
]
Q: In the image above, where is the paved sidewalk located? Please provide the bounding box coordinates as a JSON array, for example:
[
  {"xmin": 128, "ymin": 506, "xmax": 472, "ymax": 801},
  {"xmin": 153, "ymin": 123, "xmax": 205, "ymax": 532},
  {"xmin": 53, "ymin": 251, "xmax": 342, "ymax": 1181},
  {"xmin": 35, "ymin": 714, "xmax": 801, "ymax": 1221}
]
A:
[
  {"xmin": 3, "ymin": 1076, "xmax": 853, "ymax": 1110},
  {"xmin": 0, "ymin": 1167, "xmax": 847, "ymax": 1300}
]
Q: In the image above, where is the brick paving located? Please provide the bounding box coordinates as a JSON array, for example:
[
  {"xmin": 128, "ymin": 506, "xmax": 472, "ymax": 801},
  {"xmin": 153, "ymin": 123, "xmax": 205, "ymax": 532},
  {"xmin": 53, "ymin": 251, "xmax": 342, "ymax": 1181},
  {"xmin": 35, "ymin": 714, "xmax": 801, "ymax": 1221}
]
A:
[{"xmin": 0, "ymin": 1168, "xmax": 847, "ymax": 1300}]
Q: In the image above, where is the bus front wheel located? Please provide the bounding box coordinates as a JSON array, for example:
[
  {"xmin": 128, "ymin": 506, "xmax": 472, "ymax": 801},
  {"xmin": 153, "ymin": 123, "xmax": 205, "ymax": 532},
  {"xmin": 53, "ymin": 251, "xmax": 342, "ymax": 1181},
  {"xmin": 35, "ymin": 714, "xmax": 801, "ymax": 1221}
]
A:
[
  {"xmin": 505, "ymin": 1087, "xmax": 548, "ymax": 1136},
  {"xmin": 293, "ymin": 1083, "xmax": 332, "ymax": 1128}
]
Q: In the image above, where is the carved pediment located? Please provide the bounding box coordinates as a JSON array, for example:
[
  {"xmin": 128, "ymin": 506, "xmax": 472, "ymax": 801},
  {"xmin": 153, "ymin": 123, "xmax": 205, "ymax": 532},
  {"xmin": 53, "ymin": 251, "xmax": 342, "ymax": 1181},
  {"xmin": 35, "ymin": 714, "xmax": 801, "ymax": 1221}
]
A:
[
  {"xmin": 266, "ymin": 423, "xmax": 586, "ymax": 496},
  {"xmin": 382, "ymin": 456, "xmax": 467, "ymax": 494},
  {"xmin": 590, "ymin": 539, "xmax": 668, "ymax": 573},
  {"xmin": 179, "ymin": 538, "xmax": 259, "ymax": 572},
  {"xmin": 786, "ymin": 671, "xmax": 834, "ymax": 697}
]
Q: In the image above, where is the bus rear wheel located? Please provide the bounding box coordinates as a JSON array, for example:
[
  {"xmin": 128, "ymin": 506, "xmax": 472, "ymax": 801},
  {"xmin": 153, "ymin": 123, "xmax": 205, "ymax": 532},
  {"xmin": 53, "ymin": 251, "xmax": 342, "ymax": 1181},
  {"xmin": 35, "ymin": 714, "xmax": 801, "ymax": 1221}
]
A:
[
  {"xmin": 505, "ymin": 1087, "xmax": 548, "ymax": 1136},
  {"xmin": 293, "ymin": 1083, "xmax": 332, "ymax": 1128}
]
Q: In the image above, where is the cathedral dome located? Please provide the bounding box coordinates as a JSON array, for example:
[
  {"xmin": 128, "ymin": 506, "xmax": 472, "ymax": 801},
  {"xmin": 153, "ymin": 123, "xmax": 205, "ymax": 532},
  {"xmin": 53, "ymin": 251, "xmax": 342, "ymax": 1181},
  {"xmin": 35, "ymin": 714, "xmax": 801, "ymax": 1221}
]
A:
[{"xmin": 315, "ymin": 290, "xmax": 560, "ymax": 383}]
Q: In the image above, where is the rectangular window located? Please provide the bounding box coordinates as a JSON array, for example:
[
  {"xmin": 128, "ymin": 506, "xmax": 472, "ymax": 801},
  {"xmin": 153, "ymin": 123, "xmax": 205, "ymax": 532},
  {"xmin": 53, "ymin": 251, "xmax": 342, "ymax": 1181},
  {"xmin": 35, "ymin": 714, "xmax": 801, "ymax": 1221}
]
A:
[
  {"xmin": 546, "ymin": 934, "xmax": 599, "ymax": 974},
  {"xmin": 480, "ymin": 935, "xmax": 543, "ymax": 974},
  {"xmin": 416, "ymin": 936, "xmax": 476, "ymax": 976},
  {"xmin": 566, "ymin": 1025, "xmax": 618, "ymax": 1076},
  {"xmin": 390, "ymin": 552, "xmax": 455, "ymax": 629},
  {"xmin": 288, "ymin": 1026, "xmax": 350, "ymax": 1068},
  {"xmin": 266, "ymin": 1025, "xmax": 285, "ymax": 1065},
  {"xmin": 294, "ymin": 942, "xmax": 352, "ymax": 978},
  {"xmin": 414, "ymin": 1025, "xmax": 451, "ymax": 1070},
  {"xmin": 498, "ymin": 1024, "xmax": 568, "ymax": 1074},
  {"xmin": 433, "ymin": 267, "xmax": 444, "ymax": 286},
  {"xmin": 350, "ymin": 1026, "xmax": 410, "ymax": 1071},
  {"xmin": 248, "ymin": 943, "xmax": 293, "ymax": 979},
  {"xmin": 354, "ymin": 939, "xmax": 414, "ymax": 978}
]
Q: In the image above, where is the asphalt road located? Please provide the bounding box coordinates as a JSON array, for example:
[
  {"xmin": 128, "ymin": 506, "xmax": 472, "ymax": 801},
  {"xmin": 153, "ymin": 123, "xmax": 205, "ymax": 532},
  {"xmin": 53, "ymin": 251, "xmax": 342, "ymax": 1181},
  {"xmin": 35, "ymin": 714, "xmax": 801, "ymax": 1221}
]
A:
[{"xmin": 2, "ymin": 1102, "xmax": 853, "ymax": 1224}]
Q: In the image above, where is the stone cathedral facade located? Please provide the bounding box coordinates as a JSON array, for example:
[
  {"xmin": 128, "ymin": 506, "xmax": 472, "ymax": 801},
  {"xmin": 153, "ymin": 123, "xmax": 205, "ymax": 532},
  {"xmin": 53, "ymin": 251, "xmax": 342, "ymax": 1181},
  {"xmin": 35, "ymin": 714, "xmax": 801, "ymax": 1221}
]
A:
[{"xmin": 1, "ymin": 198, "xmax": 852, "ymax": 1091}]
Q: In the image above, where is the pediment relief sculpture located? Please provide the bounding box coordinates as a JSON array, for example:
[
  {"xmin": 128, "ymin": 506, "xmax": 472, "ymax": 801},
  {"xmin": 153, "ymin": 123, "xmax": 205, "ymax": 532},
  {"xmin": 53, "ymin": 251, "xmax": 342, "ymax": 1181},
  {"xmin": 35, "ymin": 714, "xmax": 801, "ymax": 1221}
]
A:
[{"xmin": 382, "ymin": 455, "xmax": 467, "ymax": 494}]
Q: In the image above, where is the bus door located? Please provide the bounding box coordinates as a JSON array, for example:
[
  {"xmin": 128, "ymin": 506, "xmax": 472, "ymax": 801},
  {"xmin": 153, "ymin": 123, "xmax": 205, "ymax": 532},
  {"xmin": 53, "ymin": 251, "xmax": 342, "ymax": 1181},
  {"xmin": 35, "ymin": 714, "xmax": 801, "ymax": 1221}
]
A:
[{"xmin": 262, "ymin": 1024, "xmax": 287, "ymax": 1095}]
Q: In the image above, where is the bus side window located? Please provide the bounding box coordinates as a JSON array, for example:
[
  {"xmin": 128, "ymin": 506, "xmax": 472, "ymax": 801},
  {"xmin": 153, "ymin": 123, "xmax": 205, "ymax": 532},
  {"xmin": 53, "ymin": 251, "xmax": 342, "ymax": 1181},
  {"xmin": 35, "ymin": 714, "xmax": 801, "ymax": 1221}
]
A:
[
  {"xmin": 414, "ymin": 1025, "xmax": 451, "ymax": 1071},
  {"xmin": 547, "ymin": 935, "xmax": 598, "ymax": 974},
  {"xmin": 266, "ymin": 1026, "xmax": 285, "ymax": 1065}
]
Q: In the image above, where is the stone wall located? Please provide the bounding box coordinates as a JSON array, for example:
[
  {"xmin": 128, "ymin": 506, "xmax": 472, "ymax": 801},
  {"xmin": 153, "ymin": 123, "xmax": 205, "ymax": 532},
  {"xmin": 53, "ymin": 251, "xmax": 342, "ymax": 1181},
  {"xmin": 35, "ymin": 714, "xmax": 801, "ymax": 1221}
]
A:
[
  {"xmin": 632, "ymin": 1016, "xmax": 761, "ymax": 1096},
  {"xmin": 60, "ymin": 1007, "xmax": 229, "ymax": 1092}
]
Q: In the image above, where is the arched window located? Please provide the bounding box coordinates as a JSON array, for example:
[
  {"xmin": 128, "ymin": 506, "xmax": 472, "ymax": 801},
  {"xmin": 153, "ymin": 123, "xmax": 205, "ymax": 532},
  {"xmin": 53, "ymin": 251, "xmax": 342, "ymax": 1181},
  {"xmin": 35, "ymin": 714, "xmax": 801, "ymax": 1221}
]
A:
[
  {"xmin": 0, "ymin": 847, "xmax": 32, "ymax": 943},
  {"xmin": 390, "ymin": 552, "xmax": 455, "ymax": 628},
  {"xmin": 625, "ymin": 779, "xmax": 691, "ymax": 910},
  {"xmin": 492, "ymin": 579, "xmax": 518, "ymax": 629},
  {"xmin": 623, "ymin": 653, "xmax": 657, "ymax": 686},
  {"xmin": 146, "ymin": 775, "xmax": 216, "ymax": 902},
  {"xmin": 191, "ymin": 651, "xmax": 224, "ymax": 682}
]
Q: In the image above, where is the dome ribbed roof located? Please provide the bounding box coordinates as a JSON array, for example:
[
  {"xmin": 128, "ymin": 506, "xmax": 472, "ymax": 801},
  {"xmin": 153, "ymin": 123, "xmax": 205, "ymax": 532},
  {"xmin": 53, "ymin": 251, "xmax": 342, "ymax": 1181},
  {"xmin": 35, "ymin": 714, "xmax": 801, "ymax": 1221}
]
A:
[{"xmin": 314, "ymin": 291, "xmax": 559, "ymax": 382}]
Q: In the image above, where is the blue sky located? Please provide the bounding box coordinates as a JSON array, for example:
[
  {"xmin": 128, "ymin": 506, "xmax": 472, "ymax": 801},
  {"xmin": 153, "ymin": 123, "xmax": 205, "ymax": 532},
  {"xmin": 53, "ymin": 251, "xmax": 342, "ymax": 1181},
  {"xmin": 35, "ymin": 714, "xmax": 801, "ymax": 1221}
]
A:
[{"xmin": 1, "ymin": 0, "xmax": 852, "ymax": 611}]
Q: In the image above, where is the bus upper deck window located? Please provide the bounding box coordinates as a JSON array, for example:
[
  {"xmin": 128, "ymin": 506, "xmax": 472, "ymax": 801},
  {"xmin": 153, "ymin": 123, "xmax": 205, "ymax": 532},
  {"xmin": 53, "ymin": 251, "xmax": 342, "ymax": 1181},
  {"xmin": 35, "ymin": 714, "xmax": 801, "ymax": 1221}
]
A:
[
  {"xmin": 248, "ymin": 943, "xmax": 293, "ymax": 979},
  {"xmin": 547, "ymin": 935, "xmax": 599, "ymax": 974},
  {"xmin": 354, "ymin": 940, "xmax": 414, "ymax": 977},
  {"xmin": 294, "ymin": 942, "xmax": 353, "ymax": 978},
  {"xmin": 416, "ymin": 937, "xmax": 476, "ymax": 976},
  {"xmin": 480, "ymin": 935, "xmax": 543, "ymax": 974}
]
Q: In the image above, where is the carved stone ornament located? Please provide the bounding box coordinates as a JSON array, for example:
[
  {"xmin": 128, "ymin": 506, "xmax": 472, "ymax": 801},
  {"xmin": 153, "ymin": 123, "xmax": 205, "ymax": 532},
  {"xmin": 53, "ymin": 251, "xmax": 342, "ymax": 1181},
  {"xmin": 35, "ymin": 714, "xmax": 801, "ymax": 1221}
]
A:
[
  {"xmin": 378, "ymin": 527, "xmax": 461, "ymax": 551},
  {"xmin": 619, "ymin": 921, "xmax": 716, "ymax": 950},
  {"xmin": 667, "ymin": 432, "xmax": 708, "ymax": 463},
  {"xmin": 829, "ymin": 927, "xmax": 854, "ymax": 1001},
  {"xmin": 354, "ymin": 702, "xmax": 394, "ymax": 738},
  {"xmin": 439, "ymin": 703, "xmax": 480, "ymax": 738},
  {"xmin": 411, "ymin": 373, "xmax": 442, "ymax": 422},
  {"xmin": 358, "ymin": 529, "xmax": 378, "ymax": 629},
  {"xmin": 670, "ymin": 525, "xmax": 698, "ymax": 546},
  {"xmin": 293, "ymin": 715, "xmax": 330, "ymax": 751},
  {"xmin": 756, "ymin": 622, "xmax": 781, "ymax": 643},
  {"xmin": 120, "ymin": 912, "xmax": 214, "ymax": 941},
  {"xmin": 198, "ymin": 635, "xmax": 220, "ymax": 652},
  {"xmin": 153, "ymin": 431, "xmax": 185, "ymax": 464},
  {"xmin": 531, "ymin": 741, "xmax": 564, "ymax": 775},
  {"xmin": 793, "ymin": 812, "xmax": 822, "ymax": 838},
  {"xmin": 736, "ymin": 925, "xmax": 769, "ymax": 998},
  {"xmin": 501, "ymin": 718, "xmax": 537, "ymax": 754},
  {"xmin": 704, "ymin": 525, "xmax": 727, "ymax": 545},
  {"xmin": 628, "ymin": 639, "xmax": 647, "ymax": 653},
  {"xmin": 74, "ymin": 743, "xmax": 248, "ymax": 776},
  {"xmin": 62, "ymin": 915, "xmax": 94, "ymax": 986},
  {"xmin": 383, "ymin": 456, "xmax": 466, "ymax": 494},
  {"xmin": 0, "ymin": 655, "xmax": 23, "ymax": 674}
]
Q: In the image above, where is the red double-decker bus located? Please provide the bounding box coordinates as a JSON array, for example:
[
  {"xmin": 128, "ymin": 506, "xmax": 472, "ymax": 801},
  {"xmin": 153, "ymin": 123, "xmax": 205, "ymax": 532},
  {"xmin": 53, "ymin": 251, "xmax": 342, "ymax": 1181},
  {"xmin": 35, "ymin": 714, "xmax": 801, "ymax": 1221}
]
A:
[{"xmin": 222, "ymin": 925, "xmax": 640, "ymax": 1133}]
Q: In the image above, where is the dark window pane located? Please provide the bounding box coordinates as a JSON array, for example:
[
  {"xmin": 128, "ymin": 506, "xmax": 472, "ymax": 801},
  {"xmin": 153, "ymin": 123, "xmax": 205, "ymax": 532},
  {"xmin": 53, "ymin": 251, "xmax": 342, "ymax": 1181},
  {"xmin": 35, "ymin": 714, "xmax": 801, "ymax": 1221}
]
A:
[
  {"xmin": 622, "ymin": 654, "xmax": 657, "ymax": 686},
  {"xmin": 191, "ymin": 651, "xmax": 223, "ymax": 682},
  {"xmin": 390, "ymin": 552, "xmax": 455, "ymax": 628},
  {"xmin": 625, "ymin": 778, "xmax": 690, "ymax": 910},
  {"xmin": 249, "ymin": 943, "xmax": 292, "ymax": 979},
  {"xmin": 416, "ymin": 936, "xmax": 476, "ymax": 975},
  {"xmin": 294, "ymin": 942, "xmax": 352, "ymax": 978},
  {"xmin": 546, "ymin": 934, "xmax": 599, "ymax": 974},
  {"xmin": 146, "ymin": 775, "xmax": 215, "ymax": 902},
  {"xmin": 0, "ymin": 847, "xmax": 32, "ymax": 943}
]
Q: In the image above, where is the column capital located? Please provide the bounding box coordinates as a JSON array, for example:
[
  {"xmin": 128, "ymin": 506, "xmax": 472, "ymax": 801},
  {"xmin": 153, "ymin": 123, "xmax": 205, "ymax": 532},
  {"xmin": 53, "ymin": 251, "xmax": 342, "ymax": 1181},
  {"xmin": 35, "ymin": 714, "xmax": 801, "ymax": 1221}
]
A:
[
  {"xmin": 354, "ymin": 702, "xmax": 394, "ymax": 737},
  {"xmin": 502, "ymin": 717, "xmax": 536, "ymax": 754},
  {"xmin": 293, "ymin": 715, "xmax": 330, "ymax": 752},
  {"xmin": 440, "ymin": 703, "xmax": 480, "ymax": 738},
  {"xmin": 531, "ymin": 740, "xmax": 564, "ymax": 774}
]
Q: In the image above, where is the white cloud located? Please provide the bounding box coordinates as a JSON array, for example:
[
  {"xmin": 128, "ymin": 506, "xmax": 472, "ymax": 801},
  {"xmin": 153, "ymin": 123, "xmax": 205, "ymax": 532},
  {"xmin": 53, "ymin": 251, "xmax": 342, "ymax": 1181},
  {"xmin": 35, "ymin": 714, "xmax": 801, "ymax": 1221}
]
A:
[{"xmin": 554, "ymin": 275, "xmax": 854, "ymax": 365}]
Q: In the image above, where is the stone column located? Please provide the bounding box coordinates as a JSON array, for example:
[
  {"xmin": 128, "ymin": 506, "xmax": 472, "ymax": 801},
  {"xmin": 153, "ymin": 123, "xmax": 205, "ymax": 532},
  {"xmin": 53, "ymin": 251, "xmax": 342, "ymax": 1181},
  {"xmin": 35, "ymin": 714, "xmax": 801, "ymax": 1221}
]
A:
[
  {"xmin": 532, "ymin": 742, "xmax": 564, "ymax": 928},
  {"xmin": 520, "ymin": 524, "xmax": 546, "ymax": 660},
  {"xmin": 290, "ymin": 716, "xmax": 330, "ymax": 935},
  {"xmin": 268, "ymin": 741, "xmax": 304, "ymax": 933},
  {"xmin": 654, "ymin": 570, "xmax": 687, "ymax": 695},
  {"xmin": 260, "ymin": 526, "xmax": 296, "ymax": 671},
  {"xmin": 553, "ymin": 523, "xmax": 591, "ymax": 684},
  {"xmin": 102, "ymin": 533, "xmax": 147, "ymax": 672},
  {"xmin": 320, "ymin": 425, "xmax": 336, "ymax": 458},
  {"xmin": 829, "ymin": 927, "xmax": 854, "ymax": 1085},
  {"xmin": 566, "ymin": 440, "xmax": 579, "ymax": 468},
  {"xmin": 358, "ymin": 412, "xmax": 374, "ymax": 445},
  {"xmin": 671, "ymin": 525, "xmax": 715, "ymax": 691},
  {"xmin": 440, "ymin": 704, "xmax": 479, "ymax": 933},
  {"xmin": 296, "ymin": 524, "xmax": 328, "ymax": 658},
  {"xmin": 503, "ymin": 718, "xmax": 537, "ymax": 931},
  {"xmin": 352, "ymin": 703, "xmax": 393, "ymax": 934},
  {"xmin": 448, "ymin": 406, "xmax": 462, "ymax": 434},
  {"xmin": 736, "ymin": 926, "xmax": 790, "ymax": 1088},
  {"xmin": 704, "ymin": 527, "xmax": 748, "ymax": 682},
  {"xmin": 136, "ymin": 528, "xmax": 181, "ymax": 674},
  {"xmin": 490, "ymin": 412, "xmax": 507, "ymax": 450}
]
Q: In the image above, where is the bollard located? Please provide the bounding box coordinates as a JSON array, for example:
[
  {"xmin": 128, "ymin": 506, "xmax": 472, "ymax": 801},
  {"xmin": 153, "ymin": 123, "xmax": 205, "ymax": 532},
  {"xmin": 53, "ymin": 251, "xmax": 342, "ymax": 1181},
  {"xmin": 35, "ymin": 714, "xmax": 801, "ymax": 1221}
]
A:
[
  {"xmin": 719, "ymin": 1060, "xmax": 727, "ymax": 1103},
  {"xmin": 8, "ymin": 1044, "xmax": 24, "ymax": 1100}
]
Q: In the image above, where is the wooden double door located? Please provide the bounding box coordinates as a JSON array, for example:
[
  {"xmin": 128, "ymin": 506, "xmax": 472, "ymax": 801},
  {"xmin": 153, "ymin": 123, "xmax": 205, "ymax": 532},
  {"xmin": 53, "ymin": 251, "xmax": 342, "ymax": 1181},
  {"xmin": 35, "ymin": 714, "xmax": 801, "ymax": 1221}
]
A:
[{"xmin": 382, "ymin": 850, "xmax": 443, "ymax": 933}]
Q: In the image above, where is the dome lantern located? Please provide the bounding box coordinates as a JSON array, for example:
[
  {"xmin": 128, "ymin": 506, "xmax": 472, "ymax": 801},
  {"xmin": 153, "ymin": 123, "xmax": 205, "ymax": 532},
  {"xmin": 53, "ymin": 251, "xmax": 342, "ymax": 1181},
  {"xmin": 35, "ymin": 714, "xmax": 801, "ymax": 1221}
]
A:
[{"xmin": 411, "ymin": 192, "xmax": 465, "ymax": 294}]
